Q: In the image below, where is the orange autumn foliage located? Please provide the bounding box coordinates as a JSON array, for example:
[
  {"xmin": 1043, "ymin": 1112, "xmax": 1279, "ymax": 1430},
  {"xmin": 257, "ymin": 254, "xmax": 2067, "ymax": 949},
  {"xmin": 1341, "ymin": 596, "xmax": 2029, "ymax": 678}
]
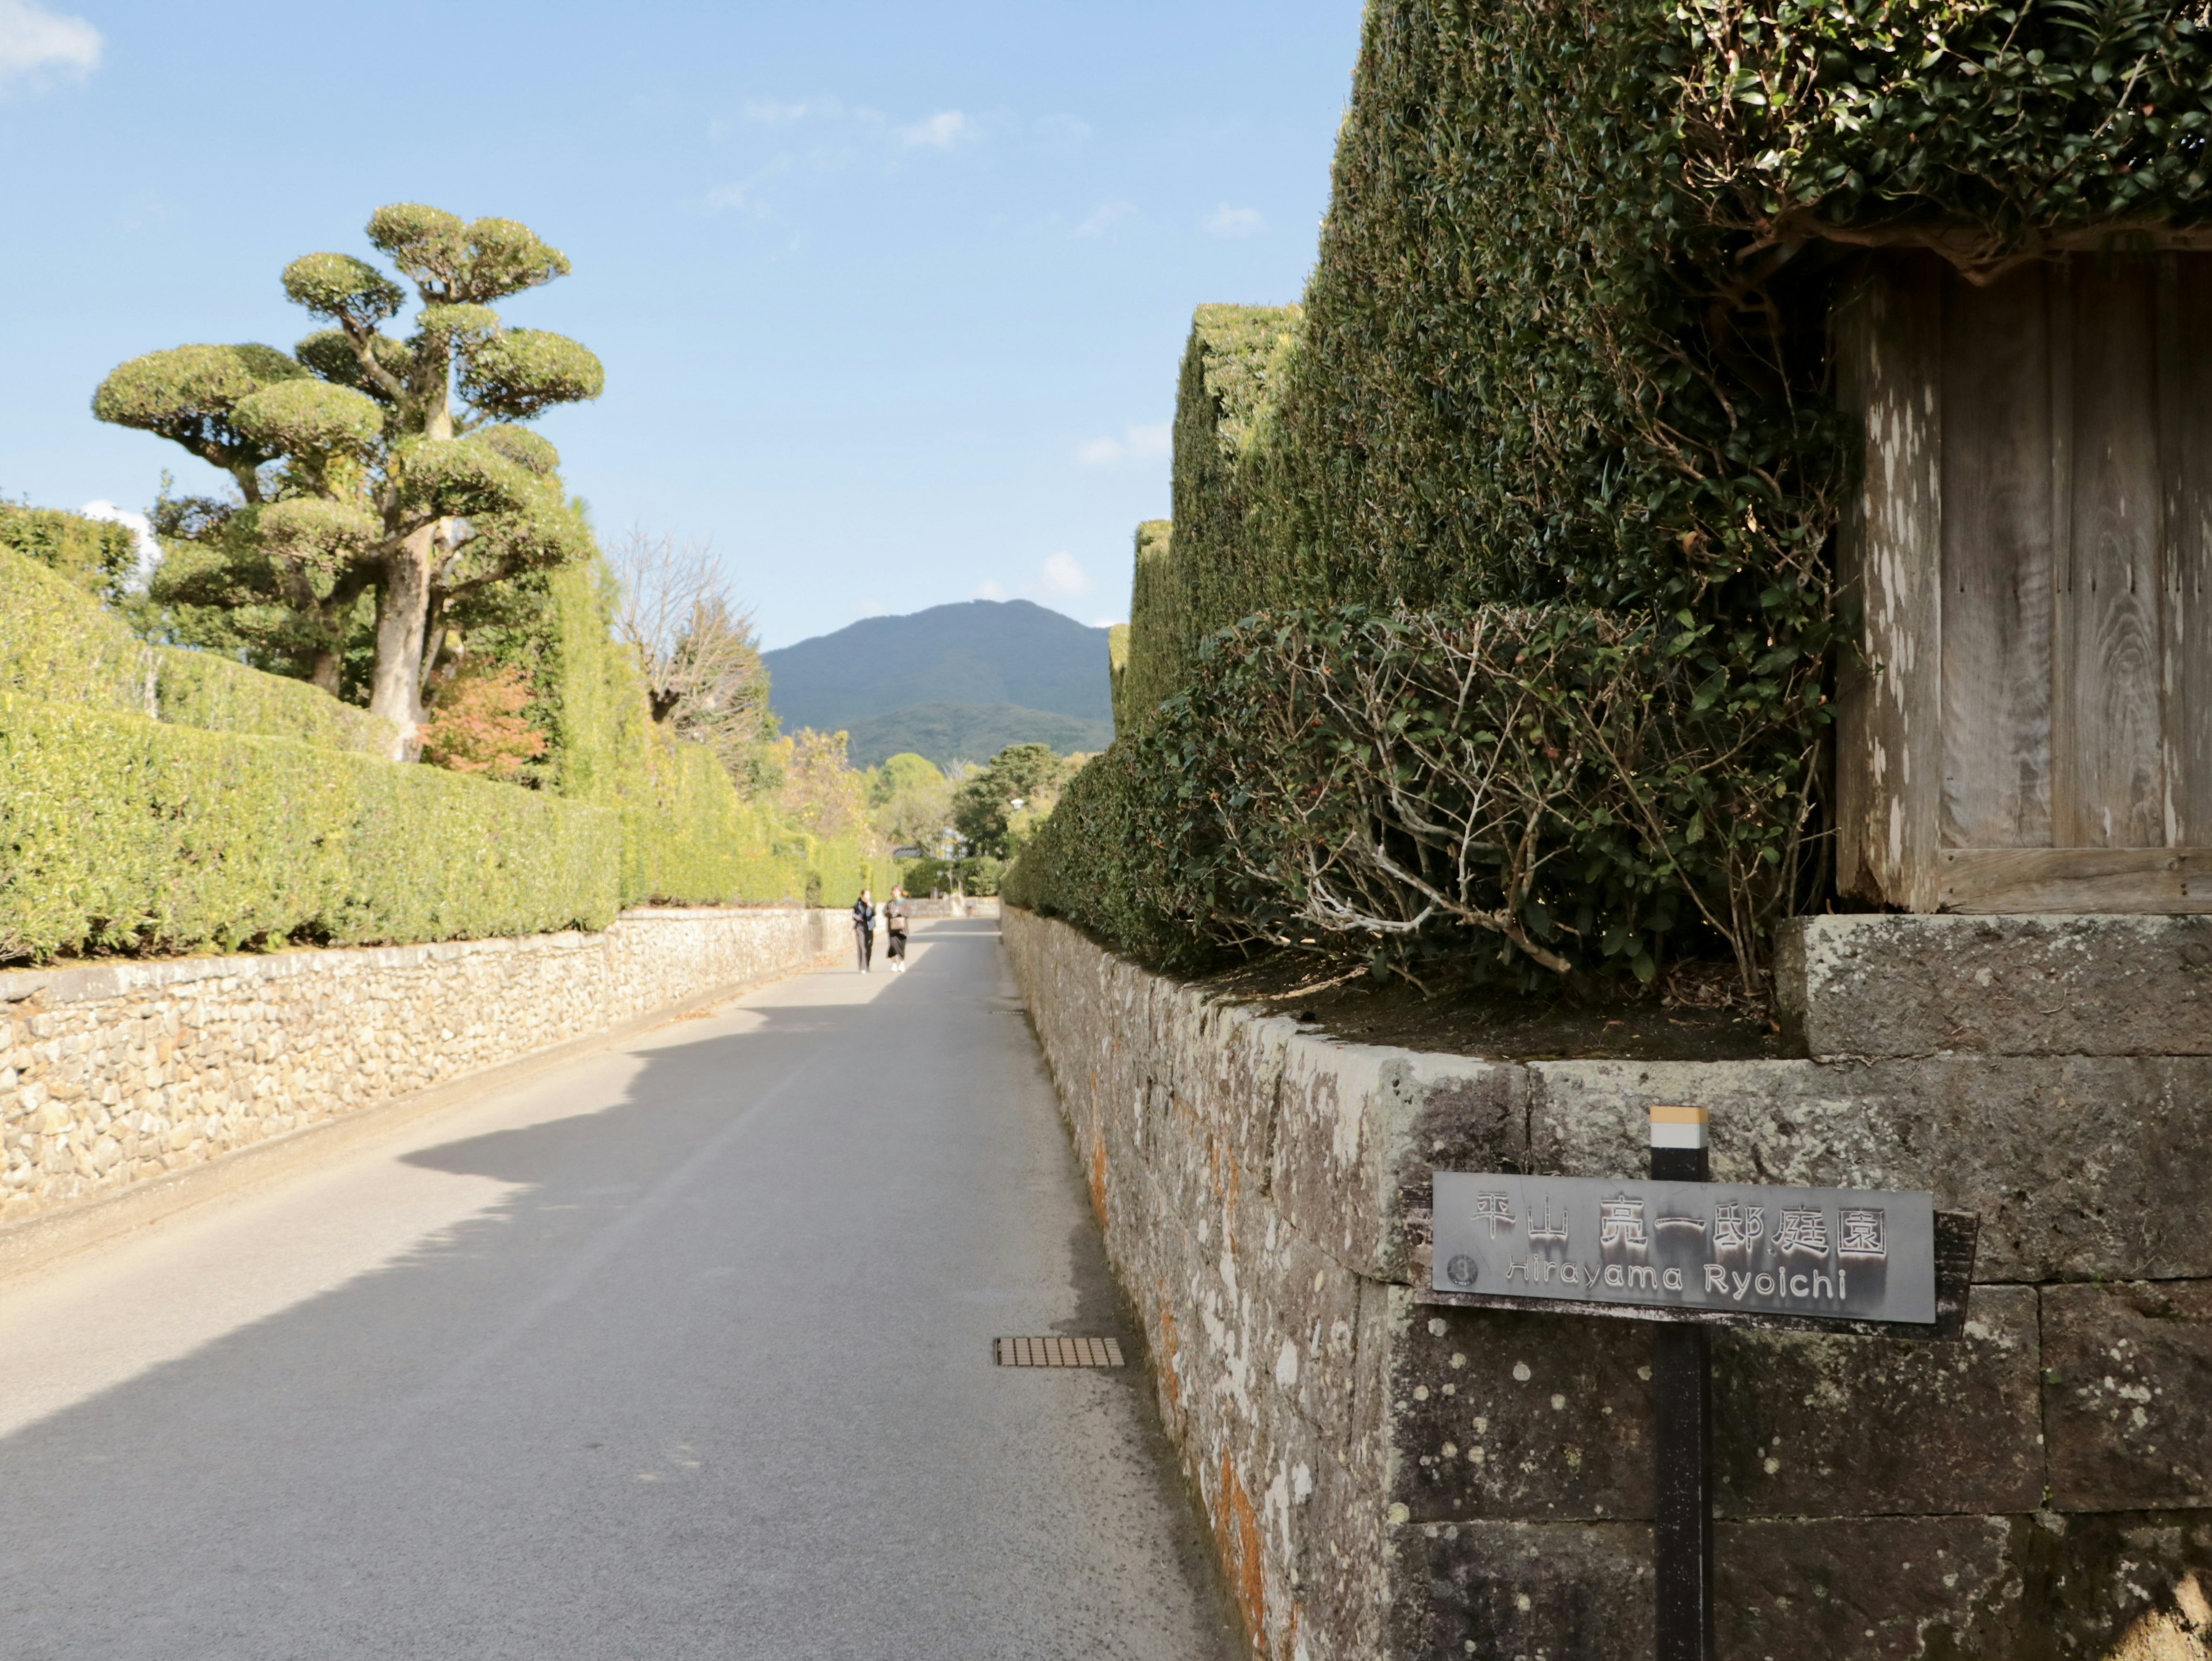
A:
[{"xmin": 421, "ymin": 661, "xmax": 549, "ymax": 782}]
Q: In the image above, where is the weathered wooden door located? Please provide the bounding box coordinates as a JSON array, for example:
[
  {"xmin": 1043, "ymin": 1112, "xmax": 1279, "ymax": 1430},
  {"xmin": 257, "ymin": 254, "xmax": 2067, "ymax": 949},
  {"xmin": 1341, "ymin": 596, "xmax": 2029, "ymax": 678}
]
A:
[{"xmin": 1835, "ymin": 249, "xmax": 2212, "ymax": 911}]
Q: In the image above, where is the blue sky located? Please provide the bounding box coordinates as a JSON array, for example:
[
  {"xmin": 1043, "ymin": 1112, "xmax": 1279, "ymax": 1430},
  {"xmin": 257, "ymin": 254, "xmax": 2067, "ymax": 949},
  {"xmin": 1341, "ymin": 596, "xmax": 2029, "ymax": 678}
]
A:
[{"xmin": 0, "ymin": 1, "xmax": 1363, "ymax": 646}]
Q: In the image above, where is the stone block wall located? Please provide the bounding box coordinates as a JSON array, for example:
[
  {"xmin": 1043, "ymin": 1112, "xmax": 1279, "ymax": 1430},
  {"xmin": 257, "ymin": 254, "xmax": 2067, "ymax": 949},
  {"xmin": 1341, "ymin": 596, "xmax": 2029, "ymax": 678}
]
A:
[
  {"xmin": 1002, "ymin": 907, "xmax": 2212, "ymax": 1660},
  {"xmin": 0, "ymin": 905, "xmax": 835, "ymax": 1228}
]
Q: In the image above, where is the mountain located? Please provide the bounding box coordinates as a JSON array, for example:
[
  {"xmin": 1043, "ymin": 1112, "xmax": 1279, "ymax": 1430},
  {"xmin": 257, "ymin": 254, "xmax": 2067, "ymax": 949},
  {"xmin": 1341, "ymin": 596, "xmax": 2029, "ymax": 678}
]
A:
[
  {"xmin": 841, "ymin": 702, "xmax": 1113, "ymax": 770},
  {"xmin": 762, "ymin": 599, "xmax": 1115, "ymax": 769}
]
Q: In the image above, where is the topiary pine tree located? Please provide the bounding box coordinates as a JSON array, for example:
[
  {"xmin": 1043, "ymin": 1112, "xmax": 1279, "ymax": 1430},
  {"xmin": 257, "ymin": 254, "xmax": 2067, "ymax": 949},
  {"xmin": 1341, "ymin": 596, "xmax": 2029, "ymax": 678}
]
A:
[{"xmin": 92, "ymin": 205, "xmax": 604, "ymax": 758}]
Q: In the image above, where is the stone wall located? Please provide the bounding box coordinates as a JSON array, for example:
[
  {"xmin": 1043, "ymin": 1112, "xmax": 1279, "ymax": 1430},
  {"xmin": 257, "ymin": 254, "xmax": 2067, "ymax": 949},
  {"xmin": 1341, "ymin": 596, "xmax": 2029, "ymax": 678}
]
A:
[
  {"xmin": 1003, "ymin": 907, "xmax": 2212, "ymax": 1660},
  {"xmin": 0, "ymin": 906, "xmax": 835, "ymax": 1229}
]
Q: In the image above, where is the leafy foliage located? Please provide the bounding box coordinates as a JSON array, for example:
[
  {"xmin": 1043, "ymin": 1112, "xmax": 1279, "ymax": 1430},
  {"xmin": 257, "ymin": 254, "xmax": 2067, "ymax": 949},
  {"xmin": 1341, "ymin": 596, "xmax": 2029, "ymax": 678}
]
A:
[
  {"xmin": 772, "ymin": 728, "xmax": 870, "ymax": 839},
  {"xmin": 869, "ymin": 752, "xmax": 954, "ymax": 853},
  {"xmin": 0, "ymin": 541, "xmax": 891, "ymax": 962},
  {"xmin": 420, "ymin": 660, "xmax": 548, "ymax": 780},
  {"xmin": 0, "ymin": 501, "xmax": 138, "ymax": 602},
  {"xmin": 953, "ymin": 743, "xmax": 1087, "ymax": 860}
]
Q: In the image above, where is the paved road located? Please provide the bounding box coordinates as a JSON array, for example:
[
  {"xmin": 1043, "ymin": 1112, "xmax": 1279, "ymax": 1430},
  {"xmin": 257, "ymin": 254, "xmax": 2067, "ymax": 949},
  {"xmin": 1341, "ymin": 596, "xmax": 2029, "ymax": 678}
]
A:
[{"xmin": 0, "ymin": 920, "xmax": 1238, "ymax": 1660}]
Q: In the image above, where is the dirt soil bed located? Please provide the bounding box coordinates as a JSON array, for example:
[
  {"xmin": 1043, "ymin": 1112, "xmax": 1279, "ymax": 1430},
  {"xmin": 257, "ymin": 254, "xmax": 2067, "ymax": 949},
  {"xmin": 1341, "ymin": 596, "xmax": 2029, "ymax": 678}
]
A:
[{"xmin": 1195, "ymin": 953, "xmax": 1801, "ymax": 1063}]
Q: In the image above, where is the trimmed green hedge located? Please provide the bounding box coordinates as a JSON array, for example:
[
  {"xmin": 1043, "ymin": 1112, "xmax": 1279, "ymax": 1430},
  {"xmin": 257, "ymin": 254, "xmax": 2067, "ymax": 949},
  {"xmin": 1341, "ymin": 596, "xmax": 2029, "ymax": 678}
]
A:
[
  {"xmin": 1, "ymin": 544, "xmax": 887, "ymax": 962},
  {"xmin": 528, "ymin": 559, "xmax": 892, "ymax": 910},
  {"xmin": 0, "ymin": 504, "xmax": 135, "ymax": 600},
  {"xmin": 0, "ymin": 692, "xmax": 619, "ymax": 961},
  {"xmin": 619, "ymin": 735, "xmax": 892, "ymax": 910},
  {"xmin": 153, "ymin": 645, "xmax": 396, "ymax": 754},
  {"xmin": 1034, "ymin": 0, "xmax": 2212, "ymax": 989},
  {"xmin": 1119, "ymin": 313, "xmax": 1300, "ymax": 727},
  {"xmin": 0, "ymin": 544, "xmax": 149, "ymax": 715},
  {"xmin": 2, "ymin": 546, "xmax": 394, "ymax": 754}
]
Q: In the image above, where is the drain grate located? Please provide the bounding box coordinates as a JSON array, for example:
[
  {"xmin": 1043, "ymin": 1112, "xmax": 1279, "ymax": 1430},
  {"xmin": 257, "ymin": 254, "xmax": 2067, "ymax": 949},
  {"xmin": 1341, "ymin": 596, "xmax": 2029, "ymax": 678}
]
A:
[{"xmin": 994, "ymin": 1336, "xmax": 1125, "ymax": 1368}]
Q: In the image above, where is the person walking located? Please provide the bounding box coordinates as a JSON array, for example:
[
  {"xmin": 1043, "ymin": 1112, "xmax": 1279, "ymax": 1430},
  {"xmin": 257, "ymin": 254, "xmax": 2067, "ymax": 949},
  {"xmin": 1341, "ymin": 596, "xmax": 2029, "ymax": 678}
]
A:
[
  {"xmin": 851, "ymin": 888, "xmax": 876, "ymax": 973},
  {"xmin": 883, "ymin": 887, "xmax": 911, "ymax": 973}
]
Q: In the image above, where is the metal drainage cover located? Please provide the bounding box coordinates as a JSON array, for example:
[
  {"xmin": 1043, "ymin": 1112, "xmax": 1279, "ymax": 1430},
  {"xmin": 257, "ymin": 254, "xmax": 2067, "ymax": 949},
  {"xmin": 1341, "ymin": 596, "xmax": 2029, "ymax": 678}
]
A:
[{"xmin": 994, "ymin": 1336, "xmax": 1124, "ymax": 1368}]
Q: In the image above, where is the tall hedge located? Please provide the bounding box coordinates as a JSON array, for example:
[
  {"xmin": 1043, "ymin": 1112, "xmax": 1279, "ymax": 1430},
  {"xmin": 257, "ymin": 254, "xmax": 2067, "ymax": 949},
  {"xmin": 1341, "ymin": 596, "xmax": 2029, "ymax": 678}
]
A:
[
  {"xmin": 0, "ymin": 693, "xmax": 619, "ymax": 962},
  {"xmin": 526, "ymin": 559, "xmax": 892, "ymax": 909},
  {"xmin": 0, "ymin": 543, "xmax": 885, "ymax": 962},
  {"xmin": 1, "ymin": 546, "xmax": 396, "ymax": 753},
  {"xmin": 1029, "ymin": 0, "xmax": 2212, "ymax": 983}
]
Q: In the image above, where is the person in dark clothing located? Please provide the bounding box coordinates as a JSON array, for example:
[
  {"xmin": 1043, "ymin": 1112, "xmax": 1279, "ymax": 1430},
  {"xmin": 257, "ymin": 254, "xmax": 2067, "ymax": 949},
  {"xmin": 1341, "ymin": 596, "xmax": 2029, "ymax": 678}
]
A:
[
  {"xmin": 851, "ymin": 889, "xmax": 876, "ymax": 973},
  {"xmin": 883, "ymin": 887, "xmax": 911, "ymax": 972}
]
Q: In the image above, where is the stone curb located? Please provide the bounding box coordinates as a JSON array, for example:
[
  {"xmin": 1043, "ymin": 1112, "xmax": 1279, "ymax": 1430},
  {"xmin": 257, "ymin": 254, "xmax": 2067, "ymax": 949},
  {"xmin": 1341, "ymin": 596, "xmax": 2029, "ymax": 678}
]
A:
[{"xmin": 0, "ymin": 945, "xmax": 838, "ymax": 1285}]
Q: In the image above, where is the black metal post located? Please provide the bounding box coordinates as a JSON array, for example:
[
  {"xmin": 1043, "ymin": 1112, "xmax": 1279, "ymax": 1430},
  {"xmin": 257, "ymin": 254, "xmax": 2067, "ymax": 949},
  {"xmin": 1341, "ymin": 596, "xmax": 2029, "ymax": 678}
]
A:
[{"xmin": 1652, "ymin": 1125, "xmax": 1714, "ymax": 1661}]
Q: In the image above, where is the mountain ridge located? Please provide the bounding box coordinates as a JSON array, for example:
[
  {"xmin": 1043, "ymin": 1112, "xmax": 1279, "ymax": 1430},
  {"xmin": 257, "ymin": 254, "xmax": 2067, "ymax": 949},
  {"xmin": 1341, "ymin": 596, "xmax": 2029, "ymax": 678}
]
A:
[{"xmin": 763, "ymin": 599, "xmax": 1115, "ymax": 768}]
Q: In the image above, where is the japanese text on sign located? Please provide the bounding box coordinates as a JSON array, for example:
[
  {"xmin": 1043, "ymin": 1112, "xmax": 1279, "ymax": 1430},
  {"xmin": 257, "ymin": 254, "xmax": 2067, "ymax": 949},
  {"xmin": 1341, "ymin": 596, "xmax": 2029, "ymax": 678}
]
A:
[{"xmin": 1430, "ymin": 1173, "xmax": 1937, "ymax": 1325}]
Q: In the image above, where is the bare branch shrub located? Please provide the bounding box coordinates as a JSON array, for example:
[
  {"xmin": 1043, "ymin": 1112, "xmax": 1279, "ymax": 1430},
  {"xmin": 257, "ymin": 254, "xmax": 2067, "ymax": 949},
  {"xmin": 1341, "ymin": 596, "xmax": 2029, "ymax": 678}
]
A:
[
  {"xmin": 1161, "ymin": 606, "xmax": 1826, "ymax": 999},
  {"xmin": 607, "ymin": 525, "xmax": 772, "ymax": 774}
]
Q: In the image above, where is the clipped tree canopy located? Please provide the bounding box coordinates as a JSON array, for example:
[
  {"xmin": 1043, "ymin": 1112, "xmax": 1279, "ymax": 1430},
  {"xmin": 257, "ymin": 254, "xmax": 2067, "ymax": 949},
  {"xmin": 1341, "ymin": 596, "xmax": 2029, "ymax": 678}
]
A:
[
  {"xmin": 367, "ymin": 204, "xmax": 571, "ymax": 303},
  {"xmin": 281, "ymin": 253, "xmax": 406, "ymax": 330},
  {"xmin": 295, "ymin": 329, "xmax": 410, "ymax": 401},
  {"xmin": 394, "ymin": 434, "xmax": 541, "ymax": 521},
  {"xmin": 257, "ymin": 497, "xmax": 382, "ymax": 582},
  {"xmin": 446, "ymin": 497, "xmax": 593, "ymax": 587},
  {"xmin": 95, "ymin": 200, "xmax": 601, "ymax": 740},
  {"xmin": 473, "ymin": 423, "xmax": 560, "ymax": 475},
  {"xmin": 457, "ymin": 329, "xmax": 604, "ymax": 419},
  {"xmin": 233, "ymin": 379, "xmax": 385, "ymax": 458},
  {"xmin": 90, "ymin": 344, "xmax": 309, "ymax": 480},
  {"xmin": 416, "ymin": 303, "xmax": 502, "ymax": 350}
]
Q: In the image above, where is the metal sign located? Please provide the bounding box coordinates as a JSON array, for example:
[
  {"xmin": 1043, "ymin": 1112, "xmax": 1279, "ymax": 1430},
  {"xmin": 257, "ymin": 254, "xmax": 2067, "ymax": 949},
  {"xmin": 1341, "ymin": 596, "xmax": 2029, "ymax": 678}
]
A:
[
  {"xmin": 1424, "ymin": 1107, "xmax": 1973, "ymax": 1661},
  {"xmin": 1431, "ymin": 1171, "xmax": 1938, "ymax": 1326}
]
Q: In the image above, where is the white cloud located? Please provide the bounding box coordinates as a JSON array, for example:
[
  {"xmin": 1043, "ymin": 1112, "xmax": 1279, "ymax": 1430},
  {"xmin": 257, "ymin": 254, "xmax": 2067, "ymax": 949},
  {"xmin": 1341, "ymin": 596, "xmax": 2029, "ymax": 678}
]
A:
[
  {"xmin": 1037, "ymin": 552, "xmax": 1090, "ymax": 598},
  {"xmin": 899, "ymin": 109, "xmax": 970, "ymax": 150},
  {"xmin": 1072, "ymin": 200, "xmax": 1135, "ymax": 239},
  {"xmin": 745, "ymin": 96, "xmax": 840, "ymax": 123},
  {"xmin": 705, "ymin": 157, "xmax": 791, "ymax": 215},
  {"xmin": 1203, "ymin": 204, "xmax": 1265, "ymax": 239},
  {"xmin": 975, "ymin": 555, "xmax": 1107, "ymax": 615},
  {"xmin": 78, "ymin": 500, "xmax": 160, "ymax": 588},
  {"xmin": 1075, "ymin": 421, "xmax": 1171, "ymax": 468},
  {"xmin": 0, "ymin": 0, "xmax": 99, "ymax": 85},
  {"xmin": 860, "ymin": 600, "xmax": 889, "ymax": 618}
]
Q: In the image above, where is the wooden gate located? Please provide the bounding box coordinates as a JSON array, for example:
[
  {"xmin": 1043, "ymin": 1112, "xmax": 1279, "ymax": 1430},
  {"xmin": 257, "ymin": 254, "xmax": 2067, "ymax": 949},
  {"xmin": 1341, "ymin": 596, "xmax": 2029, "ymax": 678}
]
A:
[{"xmin": 1834, "ymin": 249, "xmax": 2212, "ymax": 912}]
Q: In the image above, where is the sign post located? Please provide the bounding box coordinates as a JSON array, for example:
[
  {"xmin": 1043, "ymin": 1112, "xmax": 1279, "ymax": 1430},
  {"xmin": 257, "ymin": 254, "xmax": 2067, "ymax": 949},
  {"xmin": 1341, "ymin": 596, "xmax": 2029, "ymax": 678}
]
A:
[
  {"xmin": 1647, "ymin": 1106, "xmax": 1714, "ymax": 1661},
  {"xmin": 1420, "ymin": 1106, "xmax": 1978, "ymax": 1661}
]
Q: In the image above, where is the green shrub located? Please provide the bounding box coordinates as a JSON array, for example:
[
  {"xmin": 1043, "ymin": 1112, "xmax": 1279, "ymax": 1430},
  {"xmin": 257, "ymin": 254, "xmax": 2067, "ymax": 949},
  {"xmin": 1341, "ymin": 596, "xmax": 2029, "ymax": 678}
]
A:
[
  {"xmin": 0, "ymin": 504, "xmax": 136, "ymax": 601},
  {"xmin": 0, "ymin": 543, "xmax": 149, "ymax": 713},
  {"xmin": 0, "ymin": 691, "xmax": 619, "ymax": 962},
  {"xmin": 152, "ymin": 644, "xmax": 396, "ymax": 754}
]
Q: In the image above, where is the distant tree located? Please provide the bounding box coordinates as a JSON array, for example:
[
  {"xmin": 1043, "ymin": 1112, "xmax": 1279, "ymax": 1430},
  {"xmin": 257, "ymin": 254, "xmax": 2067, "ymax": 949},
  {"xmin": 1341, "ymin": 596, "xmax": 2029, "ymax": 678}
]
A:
[
  {"xmin": 953, "ymin": 743, "xmax": 1073, "ymax": 858},
  {"xmin": 607, "ymin": 525, "xmax": 773, "ymax": 778},
  {"xmin": 869, "ymin": 751, "xmax": 953, "ymax": 853},
  {"xmin": 774, "ymin": 728, "xmax": 870, "ymax": 838},
  {"xmin": 93, "ymin": 205, "xmax": 603, "ymax": 757}
]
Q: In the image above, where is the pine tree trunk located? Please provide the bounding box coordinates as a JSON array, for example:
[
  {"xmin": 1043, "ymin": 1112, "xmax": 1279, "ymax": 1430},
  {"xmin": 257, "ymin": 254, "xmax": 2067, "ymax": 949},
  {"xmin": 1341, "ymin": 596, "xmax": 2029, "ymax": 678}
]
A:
[
  {"xmin": 310, "ymin": 651, "xmax": 342, "ymax": 697},
  {"xmin": 368, "ymin": 527, "xmax": 435, "ymax": 760}
]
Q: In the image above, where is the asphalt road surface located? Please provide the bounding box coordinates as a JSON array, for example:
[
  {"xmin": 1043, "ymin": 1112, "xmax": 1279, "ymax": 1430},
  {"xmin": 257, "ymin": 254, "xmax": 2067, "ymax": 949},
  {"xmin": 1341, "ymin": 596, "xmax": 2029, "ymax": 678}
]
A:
[{"xmin": 0, "ymin": 918, "xmax": 1240, "ymax": 1660}]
